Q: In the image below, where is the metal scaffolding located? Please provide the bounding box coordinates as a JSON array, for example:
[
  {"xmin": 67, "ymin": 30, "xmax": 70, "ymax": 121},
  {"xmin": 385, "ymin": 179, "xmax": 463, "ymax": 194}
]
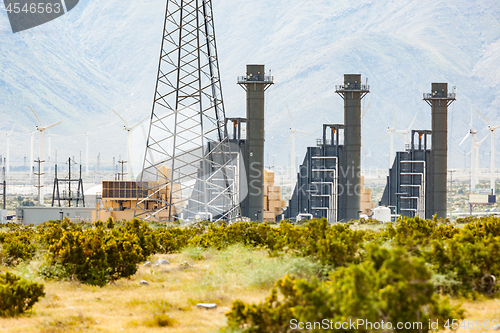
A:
[{"xmin": 135, "ymin": 0, "xmax": 239, "ymax": 222}]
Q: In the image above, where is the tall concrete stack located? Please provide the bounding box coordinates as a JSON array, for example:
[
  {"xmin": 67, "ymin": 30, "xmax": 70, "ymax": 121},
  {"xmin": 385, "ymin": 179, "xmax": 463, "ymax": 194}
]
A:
[
  {"xmin": 335, "ymin": 74, "xmax": 370, "ymax": 220},
  {"xmin": 424, "ymin": 83, "xmax": 455, "ymax": 218},
  {"xmin": 237, "ymin": 65, "xmax": 273, "ymax": 221}
]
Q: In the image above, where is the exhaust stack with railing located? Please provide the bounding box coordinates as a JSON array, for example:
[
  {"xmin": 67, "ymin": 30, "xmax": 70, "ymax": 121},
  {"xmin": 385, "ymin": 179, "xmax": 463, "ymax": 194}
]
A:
[
  {"xmin": 424, "ymin": 83, "xmax": 456, "ymax": 219},
  {"xmin": 335, "ymin": 75, "xmax": 369, "ymax": 220}
]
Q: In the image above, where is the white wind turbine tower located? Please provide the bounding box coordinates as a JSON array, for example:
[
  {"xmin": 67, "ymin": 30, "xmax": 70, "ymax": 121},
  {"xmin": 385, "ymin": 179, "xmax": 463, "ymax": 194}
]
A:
[
  {"xmin": 467, "ymin": 133, "xmax": 489, "ymax": 189},
  {"xmin": 112, "ymin": 109, "xmax": 148, "ymax": 181},
  {"xmin": 5, "ymin": 123, "xmax": 16, "ymax": 176},
  {"xmin": 459, "ymin": 108, "xmax": 479, "ymax": 189},
  {"xmin": 281, "ymin": 106, "xmax": 315, "ymax": 179},
  {"xmin": 85, "ymin": 133, "xmax": 89, "ymax": 178},
  {"xmin": 17, "ymin": 124, "xmax": 37, "ymax": 181},
  {"xmin": 29, "ymin": 106, "xmax": 62, "ymax": 206},
  {"xmin": 476, "ymin": 109, "xmax": 500, "ymax": 194},
  {"xmin": 378, "ymin": 102, "xmax": 406, "ymax": 168}
]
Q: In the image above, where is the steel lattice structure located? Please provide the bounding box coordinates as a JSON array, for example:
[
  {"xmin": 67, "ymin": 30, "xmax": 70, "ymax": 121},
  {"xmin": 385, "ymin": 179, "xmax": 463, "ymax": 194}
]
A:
[{"xmin": 134, "ymin": 0, "xmax": 239, "ymax": 222}]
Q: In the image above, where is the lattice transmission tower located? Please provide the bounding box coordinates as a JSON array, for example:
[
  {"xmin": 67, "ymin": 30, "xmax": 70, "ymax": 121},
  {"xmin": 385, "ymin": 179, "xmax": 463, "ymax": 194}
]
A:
[{"xmin": 135, "ymin": 0, "xmax": 240, "ymax": 222}]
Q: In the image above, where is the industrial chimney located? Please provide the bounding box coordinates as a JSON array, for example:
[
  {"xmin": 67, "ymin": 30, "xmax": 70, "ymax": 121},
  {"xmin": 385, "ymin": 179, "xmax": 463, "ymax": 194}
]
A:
[
  {"xmin": 238, "ymin": 65, "xmax": 273, "ymax": 221},
  {"xmin": 335, "ymin": 74, "xmax": 369, "ymax": 221},
  {"xmin": 424, "ymin": 83, "xmax": 456, "ymax": 219}
]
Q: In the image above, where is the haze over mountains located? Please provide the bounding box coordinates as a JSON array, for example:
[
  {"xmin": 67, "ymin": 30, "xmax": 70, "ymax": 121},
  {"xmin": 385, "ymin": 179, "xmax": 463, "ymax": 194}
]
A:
[{"xmin": 0, "ymin": 0, "xmax": 499, "ymax": 175}]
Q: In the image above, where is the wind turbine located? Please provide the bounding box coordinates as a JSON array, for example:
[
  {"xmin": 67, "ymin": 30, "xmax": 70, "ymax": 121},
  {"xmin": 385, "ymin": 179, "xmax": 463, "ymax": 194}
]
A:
[
  {"xmin": 360, "ymin": 101, "xmax": 371, "ymax": 160},
  {"xmin": 112, "ymin": 109, "xmax": 148, "ymax": 181},
  {"xmin": 378, "ymin": 102, "xmax": 406, "ymax": 168},
  {"xmin": 85, "ymin": 133, "xmax": 89, "ymax": 178},
  {"xmin": 5, "ymin": 123, "xmax": 16, "ymax": 176},
  {"xmin": 397, "ymin": 112, "xmax": 418, "ymax": 145},
  {"xmin": 17, "ymin": 124, "xmax": 37, "ymax": 182},
  {"xmin": 29, "ymin": 106, "xmax": 63, "ymax": 206},
  {"xmin": 476, "ymin": 109, "xmax": 500, "ymax": 194},
  {"xmin": 466, "ymin": 133, "xmax": 489, "ymax": 189},
  {"xmin": 281, "ymin": 106, "xmax": 314, "ymax": 178},
  {"xmin": 459, "ymin": 108, "xmax": 479, "ymax": 189}
]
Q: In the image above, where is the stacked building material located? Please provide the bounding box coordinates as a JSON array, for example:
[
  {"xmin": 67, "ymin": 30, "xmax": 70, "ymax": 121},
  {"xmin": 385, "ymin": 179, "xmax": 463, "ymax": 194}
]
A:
[{"xmin": 263, "ymin": 169, "xmax": 286, "ymax": 222}]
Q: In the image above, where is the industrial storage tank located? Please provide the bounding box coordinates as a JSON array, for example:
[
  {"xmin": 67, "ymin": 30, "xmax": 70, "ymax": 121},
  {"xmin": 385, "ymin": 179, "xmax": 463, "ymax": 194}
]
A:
[{"xmin": 373, "ymin": 206, "xmax": 391, "ymax": 223}]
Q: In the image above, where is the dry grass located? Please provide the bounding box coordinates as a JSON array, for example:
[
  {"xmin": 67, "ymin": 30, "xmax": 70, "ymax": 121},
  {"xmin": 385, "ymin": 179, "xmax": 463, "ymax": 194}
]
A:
[
  {"xmin": 2, "ymin": 244, "xmax": 500, "ymax": 332},
  {"xmin": 0, "ymin": 245, "xmax": 320, "ymax": 333},
  {"xmin": 445, "ymin": 298, "xmax": 500, "ymax": 333}
]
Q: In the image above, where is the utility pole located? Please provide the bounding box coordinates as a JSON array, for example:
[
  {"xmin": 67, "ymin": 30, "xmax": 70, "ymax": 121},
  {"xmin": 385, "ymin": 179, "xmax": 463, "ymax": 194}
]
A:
[
  {"xmin": 2, "ymin": 166, "xmax": 6, "ymax": 210},
  {"xmin": 68, "ymin": 157, "xmax": 72, "ymax": 208},
  {"xmin": 118, "ymin": 160, "xmax": 127, "ymax": 181},
  {"xmin": 34, "ymin": 159, "xmax": 44, "ymax": 206},
  {"xmin": 448, "ymin": 169, "xmax": 456, "ymax": 193},
  {"xmin": 448, "ymin": 169, "xmax": 456, "ymax": 204}
]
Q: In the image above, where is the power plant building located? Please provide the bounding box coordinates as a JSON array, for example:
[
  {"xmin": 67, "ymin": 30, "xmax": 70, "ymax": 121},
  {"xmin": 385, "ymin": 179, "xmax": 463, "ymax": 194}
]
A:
[
  {"xmin": 379, "ymin": 83, "xmax": 456, "ymax": 219},
  {"xmin": 284, "ymin": 74, "xmax": 370, "ymax": 222}
]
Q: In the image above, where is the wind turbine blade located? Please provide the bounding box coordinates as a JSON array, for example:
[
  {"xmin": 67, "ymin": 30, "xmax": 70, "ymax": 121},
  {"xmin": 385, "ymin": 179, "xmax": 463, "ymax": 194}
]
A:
[
  {"xmin": 17, "ymin": 123, "xmax": 30, "ymax": 133},
  {"xmin": 361, "ymin": 101, "xmax": 371, "ymax": 120},
  {"xmin": 477, "ymin": 132, "xmax": 490, "ymax": 145},
  {"xmin": 112, "ymin": 109, "xmax": 129, "ymax": 127},
  {"xmin": 45, "ymin": 121, "xmax": 62, "ymax": 130},
  {"xmin": 395, "ymin": 131, "xmax": 406, "ymax": 142},
  {"xmin": 470, "ymin": 107, "xmax": 473, "ymax": 128},
  {"xmin": 377, "ymin": 132, "xmax": 390, "ymax": 143},
  {"xmin": 286, "ymin": 104, "xmax": 295, "ymax": 129},
  {"xmin": 9, "ymin": 123, "xmax": 16, "ymax": 135},
  {"xmin": 466, "ymin": 150, "xmax": 472, "ymax": 157},
  {"xmin": 476, "ymin": 109, "xmax": 492, "ymax": 127},
  {"xmin": 459, "ymin": 132, "xmax": 470, "ymax": 146},
  {"xmin": 141, "ymin": 124, "xmax": 155, "ymax": 165},
  {"xmin": 29, "ymin": 106, "xmax": 43, "ymax": 126},
  {"xmin": 295, "ymin": 130, "xmax": 315, "ymax": 136},
  {"xmin": 280, "ymin": 135, "xmax": 293, "ymax": 154},
  {"xmin": 131, "ymin": 116, "xmax": 149, "ymax": 130},
  {"xmin": 407, "ymin": 112, "xmax": 417, "ymax": 132}
]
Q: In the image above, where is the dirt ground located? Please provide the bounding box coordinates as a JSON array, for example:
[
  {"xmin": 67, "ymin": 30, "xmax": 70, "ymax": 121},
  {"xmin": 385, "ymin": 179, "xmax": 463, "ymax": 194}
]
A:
[{"xmin": 0, "ymin": 246, "xmax": 499, "ymax": 332}]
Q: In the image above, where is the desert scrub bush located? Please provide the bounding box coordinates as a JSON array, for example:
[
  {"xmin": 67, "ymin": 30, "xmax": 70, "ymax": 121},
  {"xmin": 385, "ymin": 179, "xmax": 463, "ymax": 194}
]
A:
[
  {"xmin": 153, "ymin": 225, "xmax": 199, "ymax": 253},
  {"xmin": 223, "ymin": 245, "xmax": 463, "ymax": 333},
  {"xmin": 0, "ymin": 272, "xmax": 45, "ymax": 317},
  {"xmin": 267, "ymin": 219, "xmax": 365, "ymax": 266},
  {"xmin": 300, "ymin": 219, "xmax": 365, "ymax": 266},
  {"xmin": 425, "ymin": 232, "xmax": 500, "ymax": 296},
  {"xmin": 189, "ymin": 222, "xmax": 276, "ymax": 250},
  {"xmin": 37, "ymin": 219, "xmax": 85, "ymax": 248},
  {"xmin": 382, "ymin": 216, "xmax": 458, "ymax": 249},
  {"xmin": 47, "ymin": 220, "xmax": 146, "ymax": 286},
  {"xmin": 37, "ymin": 262, "xmax": 70, "ymax": 281},
  {"xmin": 0, "ymin": 226, "xmax": 37, "ymax": 266}
]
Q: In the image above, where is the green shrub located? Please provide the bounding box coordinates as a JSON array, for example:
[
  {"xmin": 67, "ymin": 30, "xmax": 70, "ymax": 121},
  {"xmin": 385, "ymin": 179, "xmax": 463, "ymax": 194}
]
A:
[
  {"xmin": 37, "ymin": 262, "xmax": 70, "ymax": 281},
  {"xmin": 223, "ymin": 246, "xmax": 463, "ymax": 333},
  {"xmin": 1, "ymin": 230, "xmax": 37, "ymax": 266},
  {"xmin": 47, "ymin": 221, "xmax": 146, "ymax": 286},
  {"xmin": 0, "ymin": 272, "xmax": 45, "ymax": 317}
]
